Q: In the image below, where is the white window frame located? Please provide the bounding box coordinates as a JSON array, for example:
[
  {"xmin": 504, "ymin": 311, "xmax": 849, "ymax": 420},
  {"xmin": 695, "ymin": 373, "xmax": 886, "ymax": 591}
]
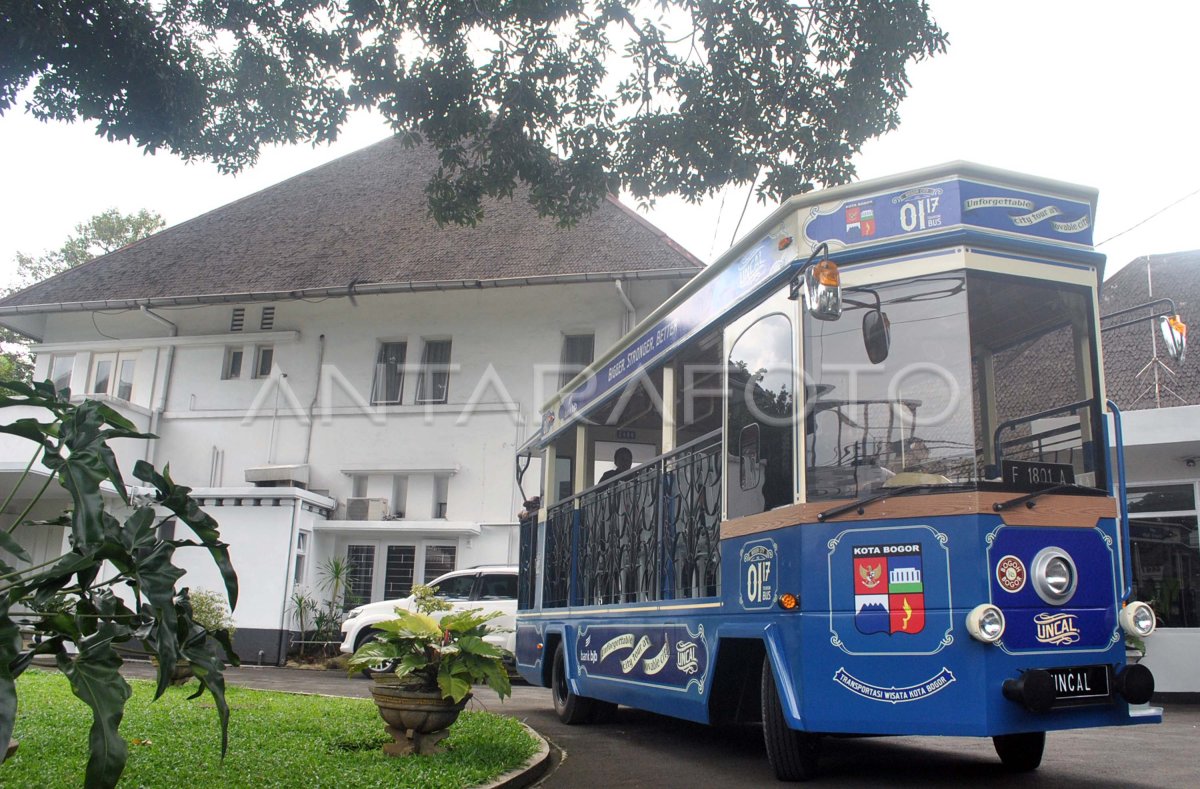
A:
[
  {"xmin": 253, "ymin": 345, "xmax": 274, "ymax": 379},
  {"xmin": 222, "ymin": 346, "xmax": 244, "ymax": 380},
  {"xmin": 415, "ymin": 338, "xmax": 453, "ymax": 405},
  {"xmin": 370, "ymin": 340, "xmax": 408, "ymax": 405},
  {"xmin": 559, "ymin": 333, "xmax": 596, "ymax": 388},
  {"xmin": 293, "ymin": 530, "xmax": 310, "ymax": 585},
  {"xmin": 89, "ymin": 352, "xmax": 138, "ymax": 400},
  {"xmin": 49, "ymin": 354, "xmax": 75, "ymax": 392},
  {"xmin": 91, "ymin": 354, "xmax": 115, "ymax": 395}
]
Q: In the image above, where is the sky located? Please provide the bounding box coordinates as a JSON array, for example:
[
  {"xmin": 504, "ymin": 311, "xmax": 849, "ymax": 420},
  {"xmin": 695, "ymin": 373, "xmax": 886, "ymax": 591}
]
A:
[{"xmin": 2, "ymin": 1, "xmax": 1198, "ymax": 285}]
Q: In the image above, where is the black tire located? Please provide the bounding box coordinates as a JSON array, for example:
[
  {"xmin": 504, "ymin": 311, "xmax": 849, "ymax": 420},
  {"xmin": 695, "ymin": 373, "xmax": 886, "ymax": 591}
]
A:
[
  {"xmin": 551, "ymin": 642, "xmax": 596, "ymax": 724},
  {"xmin": 993, "ymin": 731, "xmax": 1045, "ymax": 772},
  {"xmin": 355, "ymin": 629, "xmax": 399, "ymax": 679},
  {"xmin": 761, "ymin": 656, "xmax": 819, "ymax": 781}
]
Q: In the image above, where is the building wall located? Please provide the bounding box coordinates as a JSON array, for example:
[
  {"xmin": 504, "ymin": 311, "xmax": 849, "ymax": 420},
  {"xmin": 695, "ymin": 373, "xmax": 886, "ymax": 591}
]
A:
[
  {"xmin": 8, "ymin": 276, "xmax": 687, "ymax": 664},
  {"xmin": 1119, "ymin": 406, "xmax": 1200, "ymax": 695}
]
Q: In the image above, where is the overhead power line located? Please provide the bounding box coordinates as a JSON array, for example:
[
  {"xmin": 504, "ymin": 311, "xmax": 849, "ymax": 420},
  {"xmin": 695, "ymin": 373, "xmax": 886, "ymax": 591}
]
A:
[{"xmin": 1097, "ymin": 185, "xmax": 1200, "ymax": 247}]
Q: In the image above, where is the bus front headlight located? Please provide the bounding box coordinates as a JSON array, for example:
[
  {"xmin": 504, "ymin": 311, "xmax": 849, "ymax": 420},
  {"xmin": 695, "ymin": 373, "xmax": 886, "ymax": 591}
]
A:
[
  {"xmin": 1031, "ymin": 547, "xmax": 1077, "ymax": 606},
  {"xmin": 1119, "ymin": 600, "xmax": 1156, "ymax": 638},
  {"xmin": 967, "ymin": 604, "xmax": 1006, "ymax": 644}
]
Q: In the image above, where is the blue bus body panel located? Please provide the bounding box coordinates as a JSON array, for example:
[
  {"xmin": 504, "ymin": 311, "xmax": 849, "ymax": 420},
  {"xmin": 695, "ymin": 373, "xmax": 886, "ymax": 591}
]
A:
[
  {"xmin": 517, "ymin": 510, "xmax": 1161, "ymax": 735},
  {"xmin": 785, "ymin": 513, "xmax": 1156, "ymax": 735}
]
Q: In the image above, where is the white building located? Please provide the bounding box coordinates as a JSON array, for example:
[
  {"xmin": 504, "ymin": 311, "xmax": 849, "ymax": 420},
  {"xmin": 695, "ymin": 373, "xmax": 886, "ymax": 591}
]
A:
[
  {"xmin": 0, "ymin": 138, "xmax": 701, "ymax": 663},
  {"xmin": 1101, "ymin": 252, "xmax": 1200, "ymax": 697}
]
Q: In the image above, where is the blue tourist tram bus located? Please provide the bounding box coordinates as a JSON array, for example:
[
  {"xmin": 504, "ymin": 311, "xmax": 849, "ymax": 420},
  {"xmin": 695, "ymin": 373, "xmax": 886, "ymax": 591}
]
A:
[{"xmin": 513, "ymin": 163, "xmax": 1162, "ymax": 780}]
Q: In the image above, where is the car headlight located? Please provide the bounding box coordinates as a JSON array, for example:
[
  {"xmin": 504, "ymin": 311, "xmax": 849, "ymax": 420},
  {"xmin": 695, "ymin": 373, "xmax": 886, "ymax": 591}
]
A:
[
  {"xmin": 966, "ymin": 604, "xmax": 1006, "ymax": 644},
  {"xmin": 1119, "ymin": 600, "xmax": 1156, "ymax": 638},
  {"xmin": 1031, "ymin": 547, "xmax": 1077, "ymax": 606},
  {"xmin": 346, "ymin": 606, "xmax": 364, "ymax": 619}
]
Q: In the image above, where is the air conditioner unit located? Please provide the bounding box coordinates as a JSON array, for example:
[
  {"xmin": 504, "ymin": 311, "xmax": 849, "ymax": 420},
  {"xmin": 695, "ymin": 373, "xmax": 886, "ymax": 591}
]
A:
[{"xmin": 345, "ymin": 497, "xmax": 389, "ymax": 521}]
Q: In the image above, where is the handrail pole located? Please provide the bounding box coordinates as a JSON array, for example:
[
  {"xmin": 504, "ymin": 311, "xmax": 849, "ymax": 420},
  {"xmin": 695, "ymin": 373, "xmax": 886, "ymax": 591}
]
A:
[{"xmin": 1107, "ymin": 399, "xmax": 1133, "ymax": 601}]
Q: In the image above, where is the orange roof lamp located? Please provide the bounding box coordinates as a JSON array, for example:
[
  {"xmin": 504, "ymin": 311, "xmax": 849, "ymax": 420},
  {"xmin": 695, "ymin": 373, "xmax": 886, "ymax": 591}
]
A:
[{"xmin": 790, "ymin": 242, "xmax": 842, "ymax": 321}]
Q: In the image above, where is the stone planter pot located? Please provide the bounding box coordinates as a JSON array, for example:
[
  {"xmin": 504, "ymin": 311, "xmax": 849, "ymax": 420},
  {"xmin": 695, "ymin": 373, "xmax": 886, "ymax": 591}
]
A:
[
  {"xmin": 370, "ymin": 682, "xmax": 470, "ymax": 756},
  {"xmin": 149, "ymin": 657, "xmax": 194, "ymax": 685}
]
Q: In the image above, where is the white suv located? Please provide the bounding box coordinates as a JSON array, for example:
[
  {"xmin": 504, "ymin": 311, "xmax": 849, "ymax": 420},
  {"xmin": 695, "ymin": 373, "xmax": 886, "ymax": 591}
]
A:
[{"xmin": 339, "ymin": 566, "xmax": 517, "ymax": 673}]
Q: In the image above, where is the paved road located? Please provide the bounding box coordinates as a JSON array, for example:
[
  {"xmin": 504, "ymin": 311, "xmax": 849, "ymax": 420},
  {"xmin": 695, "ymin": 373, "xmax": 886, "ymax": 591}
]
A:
[{"xmin": 119, "ymin": 663, "xmax": 1197, "ymax": 787}]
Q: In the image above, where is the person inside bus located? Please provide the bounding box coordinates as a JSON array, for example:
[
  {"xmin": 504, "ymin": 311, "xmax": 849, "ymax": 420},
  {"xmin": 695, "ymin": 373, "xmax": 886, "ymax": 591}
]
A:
[
  {"xmin": 599, "ymin": 447, "xmax": 634, "ymax": 484},
  {"xmin": 517, "ymin": 495, "xmax": 541, "ymax": 525}
]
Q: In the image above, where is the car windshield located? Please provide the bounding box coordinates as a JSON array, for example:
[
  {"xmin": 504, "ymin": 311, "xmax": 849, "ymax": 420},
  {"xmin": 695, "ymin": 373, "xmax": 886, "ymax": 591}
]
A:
[{"xmin": 804, "ymin": 270, "xmax": 1104, "ymax": 500}]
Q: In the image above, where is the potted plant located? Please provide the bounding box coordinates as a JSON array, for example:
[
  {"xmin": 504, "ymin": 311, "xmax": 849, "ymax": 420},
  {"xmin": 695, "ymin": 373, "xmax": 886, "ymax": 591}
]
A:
[{"xmin": 347, "ymin": 585, "xmax": 511, "ymax": 755}]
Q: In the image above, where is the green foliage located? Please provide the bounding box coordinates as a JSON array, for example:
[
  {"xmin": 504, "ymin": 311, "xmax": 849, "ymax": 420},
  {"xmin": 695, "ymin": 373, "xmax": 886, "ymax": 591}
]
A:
[
  {"xmin": 189, "ymin": 588, "xmax": 236, "ymax": 640},
  {"xmin": 2, "ymin": 208, "xmax": 165, "ymax": 383},
  {"xmin": 287, "ymin": 557, "xmax": 355, "ymax": 660},
  {"xmin": 8, "ymin": 671, "xmax": 538, "ymax": 788},
  {"xmin": 0, "ymin": 380, "xmax": 239, "ymax": 788},
  {"xmin": 1, "ymin": 2, "xmax": 946, "ymax": 225},
  {"xmin": 348, "ymin": 587, "xmax": 511, "ymax": 703},
  {"xmin": 7, "ymin": 209, "xmax": 165, "ymax": 292}
]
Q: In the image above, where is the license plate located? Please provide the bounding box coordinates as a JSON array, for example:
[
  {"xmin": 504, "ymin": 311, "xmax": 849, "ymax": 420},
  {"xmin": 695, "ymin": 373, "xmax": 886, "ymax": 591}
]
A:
[
  {"xmin": 1047, "ymin": 664, "xmax": 1111, "ymax": 706},
  {"xmin": 1001, "ymin": 459, "xmax": 1076, "ymax": 490}
]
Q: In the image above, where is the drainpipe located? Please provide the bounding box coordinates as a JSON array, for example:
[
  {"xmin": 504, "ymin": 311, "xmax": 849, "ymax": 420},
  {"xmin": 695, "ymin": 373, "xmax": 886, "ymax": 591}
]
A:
[
  {"xmin": 277, "ymin": 495, "xmax": 302, "ymax": 666},
  {"xmin": 302, "ymin": 335, "xmax": 325, "ymax": 465},
  {"xmin": 140, "ymin": 306, "xmax": 177, "ymax": 467},
  {"xmin": 615, "ymin": 279, "xmax": 636, "ymax": 335}
]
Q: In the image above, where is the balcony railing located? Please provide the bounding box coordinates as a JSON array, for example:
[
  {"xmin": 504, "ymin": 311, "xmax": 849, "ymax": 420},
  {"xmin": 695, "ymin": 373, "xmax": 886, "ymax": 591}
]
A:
[{"xmin": 541, "ymin": 431, "xmax": 722, "ymax": 609}]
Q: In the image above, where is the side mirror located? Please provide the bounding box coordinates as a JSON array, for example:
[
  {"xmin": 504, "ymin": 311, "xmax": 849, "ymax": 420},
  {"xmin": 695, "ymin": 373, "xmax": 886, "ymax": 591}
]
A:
[
  {"xmin": 804, "ymin": 259, "xmax": 842, "ymax": 321},
  {"xmin": 1160, "ymin": 314, "xmax": 1187, "ymax": 364},
  {"xmin": 863, "ymin": 309, "xmax": 891, "ymax": 364}
]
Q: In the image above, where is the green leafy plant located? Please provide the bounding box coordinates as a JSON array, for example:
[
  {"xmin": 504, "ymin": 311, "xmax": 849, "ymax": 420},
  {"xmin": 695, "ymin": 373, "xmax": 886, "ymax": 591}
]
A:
[
  {"xmin": 188, "ymin": 588, "xmax": 236, "ymax": 642},
  {"xmin": 286, "ymin": 590, "xmax": 319, "ymax": 659},
  {"xmin": 0, "ymin": 379, "xmax": 238, "ymax": 788},
  {"xmin": 347, "ymin": 586, "xmax": 511, "ymax": 704}
]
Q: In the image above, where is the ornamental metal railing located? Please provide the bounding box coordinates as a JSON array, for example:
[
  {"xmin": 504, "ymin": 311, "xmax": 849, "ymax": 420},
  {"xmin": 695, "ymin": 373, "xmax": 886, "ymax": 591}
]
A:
[{"xmin": 540, "ymin": 431, "xmax": 722, "ymax": 609}]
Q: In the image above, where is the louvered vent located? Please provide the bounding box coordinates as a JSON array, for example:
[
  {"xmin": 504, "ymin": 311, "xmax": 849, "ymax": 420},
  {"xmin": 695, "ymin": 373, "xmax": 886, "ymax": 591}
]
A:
[
  {"xmin": 260, "ymin": 306, "xmax": 275, "ymax": 331},
  {"xmin": 230, "ymin": 307, "xmax": 245, "ymax": 331}
]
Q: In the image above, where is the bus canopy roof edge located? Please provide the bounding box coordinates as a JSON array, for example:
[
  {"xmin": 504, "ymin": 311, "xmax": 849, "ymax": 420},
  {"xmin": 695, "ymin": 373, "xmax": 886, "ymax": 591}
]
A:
[{"xmin": 538, "ymin": 162, "xmax": 1100, "ymax": 446}]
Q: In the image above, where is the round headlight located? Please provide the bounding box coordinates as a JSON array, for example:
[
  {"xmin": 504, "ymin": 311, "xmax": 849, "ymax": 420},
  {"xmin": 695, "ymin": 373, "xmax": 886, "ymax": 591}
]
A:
[
  {"xmin": 967, "ymin": 604, "xmax": 1006, "ymax": 644},
  {"xmin": 1031, "ymin": 547, "xmax": 1077, "ymax": 606},
  {"xmin": 1120, "ymin": 600, "xmax": 1157, "ymax": 638}
]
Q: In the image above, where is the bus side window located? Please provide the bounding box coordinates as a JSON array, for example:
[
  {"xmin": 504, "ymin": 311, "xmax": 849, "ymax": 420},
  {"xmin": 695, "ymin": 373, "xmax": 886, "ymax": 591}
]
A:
[{"xmin": 726, "ymin": 311, "xmax": 795, "ymax": 519}]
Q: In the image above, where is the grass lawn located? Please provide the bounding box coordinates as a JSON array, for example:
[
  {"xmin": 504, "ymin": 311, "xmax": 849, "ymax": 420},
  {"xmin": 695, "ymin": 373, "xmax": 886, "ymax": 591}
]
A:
[{"xmin": 4, "ymin": 670, "xmax": 538, "ymax": 788}]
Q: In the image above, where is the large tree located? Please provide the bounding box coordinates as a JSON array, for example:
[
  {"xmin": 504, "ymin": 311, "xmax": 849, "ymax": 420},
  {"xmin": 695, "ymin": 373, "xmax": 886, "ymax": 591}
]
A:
[
  {"xmin": 2, "ymin": 208, "xmax": 165, "ymax": 380},
  {"xmin": 2, "ymin": 2, "xmax": 946, "ymax": 225}
]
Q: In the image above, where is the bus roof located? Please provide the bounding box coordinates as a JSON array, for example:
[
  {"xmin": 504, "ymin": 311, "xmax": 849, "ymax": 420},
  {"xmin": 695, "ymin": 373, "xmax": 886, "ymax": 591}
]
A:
[{"xmin": 534, "ymin": 161, "xmax": 1100, "ymax": 446}]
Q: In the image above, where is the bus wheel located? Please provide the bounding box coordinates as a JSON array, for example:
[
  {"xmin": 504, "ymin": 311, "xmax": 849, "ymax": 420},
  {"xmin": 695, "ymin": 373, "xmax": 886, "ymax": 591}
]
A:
[
  {"xmin": 992, "ymin": 731, "xmax": 1045, "ymax": 772},
  {"xmin": 761, "ymin": 656, "xmax": 819, "ymax": 781},
  {"xmin": 552, "ymin": 642, "xmax": 596, "ymax": 724}
]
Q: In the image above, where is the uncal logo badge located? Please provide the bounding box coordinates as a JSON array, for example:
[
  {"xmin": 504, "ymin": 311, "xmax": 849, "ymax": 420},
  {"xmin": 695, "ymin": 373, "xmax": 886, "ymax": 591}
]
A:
[
  {"xmin": 853, "ymin": 543, "xmax": 925, "ymax": 635},
  {"xmin": 676, "ymin": 641, "xmax": 699, "ymax": 675},
  {"xmin": 1034, "ymin": 612, "xmax": 1081, "ymax": 646}
]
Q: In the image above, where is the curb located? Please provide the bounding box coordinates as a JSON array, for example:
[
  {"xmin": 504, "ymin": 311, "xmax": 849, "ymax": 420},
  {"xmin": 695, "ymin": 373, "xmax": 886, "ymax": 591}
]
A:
[{"xmin": 480, "ymin": 722, "xmax": 553, "ymax": 789}]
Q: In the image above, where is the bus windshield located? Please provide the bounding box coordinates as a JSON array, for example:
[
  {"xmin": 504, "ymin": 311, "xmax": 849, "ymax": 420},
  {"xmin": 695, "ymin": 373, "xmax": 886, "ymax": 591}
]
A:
[{"xmin": 803, "ymin": 270, "xmax": 1104, "ymax": 499}]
